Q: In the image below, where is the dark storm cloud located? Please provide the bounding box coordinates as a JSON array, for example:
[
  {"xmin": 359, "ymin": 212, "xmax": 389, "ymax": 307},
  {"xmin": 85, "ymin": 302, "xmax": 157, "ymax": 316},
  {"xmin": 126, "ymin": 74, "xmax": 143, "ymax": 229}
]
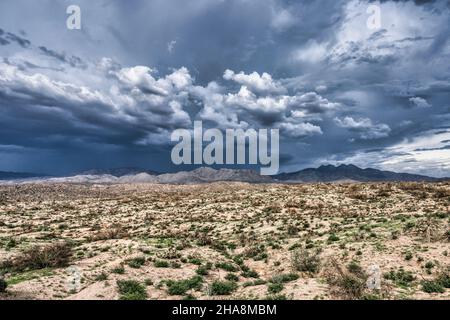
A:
[
  {"xmin": 0, "ymin": 0, "xmax": 449, "ymax": 176},
  {"xmin": 0, "ymin": 28, "xmax": 31, "ymax": 47},
  {"xmin": 38, "ymin": 46, "xmax": 87, "ymax": 69}
]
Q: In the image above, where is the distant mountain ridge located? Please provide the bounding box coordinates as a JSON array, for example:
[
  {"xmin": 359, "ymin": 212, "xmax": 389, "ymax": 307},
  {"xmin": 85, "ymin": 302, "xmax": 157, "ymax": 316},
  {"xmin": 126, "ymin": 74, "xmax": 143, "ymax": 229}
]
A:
[
  {"xmin": 0, "ymin": 165, "xmax": 445, "ymax": 184},
  {"xmin": 77, "ymin": 167, "xmax": 159, "ymax": 177},
  {"xmin": 275, "ymin": 164, "xmax": 439, "ymax": 182}
]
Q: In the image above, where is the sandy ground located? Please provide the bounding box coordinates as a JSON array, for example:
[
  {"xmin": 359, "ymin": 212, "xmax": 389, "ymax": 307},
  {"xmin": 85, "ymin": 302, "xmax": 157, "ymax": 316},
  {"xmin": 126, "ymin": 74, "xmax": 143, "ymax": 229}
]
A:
[{"xmin": 0, "ymin": 182, "xmax": 449, "ymax": 300}]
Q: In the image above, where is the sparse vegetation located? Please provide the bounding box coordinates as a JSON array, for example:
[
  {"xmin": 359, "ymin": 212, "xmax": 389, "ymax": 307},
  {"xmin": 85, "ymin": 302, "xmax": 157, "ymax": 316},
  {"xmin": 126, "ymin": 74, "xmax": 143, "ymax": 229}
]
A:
[
  {"xmin": 126, "ymin": 256, "xmax": 146, "ymax": 269},
  {"xmin": 3, "ymin": 242, "xmax": 72, "ymax": 272},
  {"xmin": 166, "ymin": 276, "xmax": 203, "ymax": 296},
  {"xmin": 210, "ymin": 280, "xmax": 238, "ymax": 295},
  {"xmin": 291, "ymin": 249, "xmax": 321, "ymax": 274},
  {"xmin": 117, "ymin": 280, "xmax": 148, "ymax": 300},
  {"xmin": 0, "ymin": 182, "xmax": 449, "ymax": 300}
]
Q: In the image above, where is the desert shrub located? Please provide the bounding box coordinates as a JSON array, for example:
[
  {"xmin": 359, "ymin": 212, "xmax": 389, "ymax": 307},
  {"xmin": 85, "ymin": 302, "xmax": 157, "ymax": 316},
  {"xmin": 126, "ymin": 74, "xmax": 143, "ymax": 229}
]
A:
[
  {"xmin": 244, "ymin": 245, "xmax": 267, "ymax": 261},
  {"xmin": 383, "ymin": 269, "xmax": 415, "ymax": 287},
  {"xmin": 196, "ymin": 265, "xmax": 209, "ymax": 276},
  {"xmin": 0, "ymin": 278, "xmax": 7, "ymax": 293},
  {"xmin": 324, "ymin": 258, "xmax": 369, "ymax": 300},
  {"xmin": 232, "ymin": 255, "xmax": 245, "ymax": 267},
  {"xmin": 328, "ymin": 234, "xmax": 340, "ymax": 242},
  {"xmin": 347, "ymin": 261, "xmax": 365, "ymax": 277},
  {"xmin": 437, "ymin": 271, "xmax": 450, "ymax": 288},
  {"xmin": 263, "ymin": 205, "xmax": 281, "ymax": 214},
  {"xmin": 126, "ymin": 256, "xmax": 146, "ymax": 269},
  {"xmin": 421, "ymin": 280, "xmax": 445, "ymax": 293},
  {"xmin": 225, "ymin": 273, "xmax": 239, "ymax": 282},
  {"xmin": 270, "ymin": 273, "xmax": 299, "ymax": 284},
  {"xmin": 91, "ymin": 225, "xmax": 129, "ymax": 241},
  {"xmin": 7, "ymin": 242, "xmax": 72, "ymax": 272},
  {"xmin": 188, "ymin": 257, "xmax": 203, "ymax": 265},
  {"xmin": 196, "ymin": 234, "xmax": 213, "ymax": 246},
  {"xmin": 412, "ymin": 216, "xmax": 442, "ymax": 242},
  {"xmin": 267, "ymin": 283, "xmax": 283, "ymax": 294},
  {"xmin": 336, "ymin": 274, "xmax": 367, "ymax": 299},
  {"xmin": 166, "ymin": 276, "xmax": 203, "ymax": 296},
  {"xmin": 117, "ymin": 280, "xmax": 147, "ymax": 300},
  {"xmin": 405, "ymin": 252, "xmax": 413, "ymax": 261},
  {"xmin": 291, "ymin": 249, "xmax": 321, "ymax": 274},
  {"xmin": 241, "ymin": 269, "xmax": 259, "ymax": 278},
  {"xmin": 445, "ymin": 230, "xmax": 450, "ymax": 241},
  {"xmin": 154, "ymin": 260, "xmax": 169, "ymax": 268},
  {"xmin": 95, "ymin": 272, "xmax": 108, "ymax": 281},
  {"xmin": 5, "ymin": 239, "xmax": 17, "ymax": 250},
  {"xmin": 287, "ymin": 225, "xmax": 299, "ymax": 236},
  {"xmin": 215, "ymin": 262, "xmax": 237, "ymax": 272},
  {"xmin": 111, "ymin": 264, "xmax": 125, "ymax": 274},
  {"xmin": 158, "ymin": 247, "xmax": 181, "ymax": 260},
  {"xmin": 210, "ymin": 280, "xmax": 237, "ymax": 295}
]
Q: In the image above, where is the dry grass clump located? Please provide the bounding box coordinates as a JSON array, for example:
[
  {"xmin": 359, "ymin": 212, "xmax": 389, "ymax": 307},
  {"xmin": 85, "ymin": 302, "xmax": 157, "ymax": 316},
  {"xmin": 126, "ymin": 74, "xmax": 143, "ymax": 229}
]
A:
[
  {"xmin": 291, "ymin": 248, "xmax": 321, "ymax": 275},
  {"xmin": 323, "ymin": 258, "xmax": 369, "ymax": 300},
  {"xmin": 411, "ymin": 215, "xmax": 445, "ymax": 242},
  {"xmin": 89, "ymin": 224, "xmax": 129, "ymax": 241},
  {"xmin": 2, "ymin": 242, "xmax": 72, "ymax": 272}
]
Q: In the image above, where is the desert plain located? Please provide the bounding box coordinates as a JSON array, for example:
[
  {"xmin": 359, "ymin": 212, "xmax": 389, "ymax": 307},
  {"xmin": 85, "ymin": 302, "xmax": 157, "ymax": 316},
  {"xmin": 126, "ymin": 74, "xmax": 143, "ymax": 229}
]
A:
[{"xmin": 0, "ymin": 182, "xmax": 449, "ymax": 300}]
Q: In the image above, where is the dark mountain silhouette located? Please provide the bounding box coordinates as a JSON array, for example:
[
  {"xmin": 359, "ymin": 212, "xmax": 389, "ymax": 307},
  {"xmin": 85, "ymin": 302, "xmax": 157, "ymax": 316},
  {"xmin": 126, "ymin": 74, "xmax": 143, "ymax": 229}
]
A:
[
  {"xmin": 275, "ymin": 164, "xmax": 440, "ymax": 182},
  {"xmin": 0, "ymin": 165, "xmax": 445, "ymax": 183}
]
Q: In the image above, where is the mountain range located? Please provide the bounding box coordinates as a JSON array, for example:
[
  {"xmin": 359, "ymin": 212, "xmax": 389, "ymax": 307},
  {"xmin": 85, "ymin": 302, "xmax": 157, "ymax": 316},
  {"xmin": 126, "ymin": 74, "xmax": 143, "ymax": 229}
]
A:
[
  {"xmin": 0, "ymin": 164, "xmax": 445, "ymax": 184},
  {"xmin": 275, "ymin": 164, "xmax": 439, "ymax": 183}
]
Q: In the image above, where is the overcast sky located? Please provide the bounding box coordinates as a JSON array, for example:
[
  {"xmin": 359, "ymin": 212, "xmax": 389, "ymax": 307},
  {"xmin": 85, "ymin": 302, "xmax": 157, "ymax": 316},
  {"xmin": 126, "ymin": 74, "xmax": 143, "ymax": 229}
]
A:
[{"xmin": 0, "ymin": 0, "xmax": 450, "ymax": 176}]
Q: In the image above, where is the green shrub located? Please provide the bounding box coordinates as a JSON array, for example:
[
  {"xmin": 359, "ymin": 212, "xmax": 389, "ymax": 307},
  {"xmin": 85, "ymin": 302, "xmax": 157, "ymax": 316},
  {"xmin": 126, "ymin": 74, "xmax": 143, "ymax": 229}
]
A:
[
  {"xmin": 126, "ymin": 257, "xmax": 146, "ymax": 269},
  {"xmin": 437, "ymin": 271, "xmax": 450, "ymax": 288},
  {"xmin": 111, "ymin": 265, "xmax": 125, "ymax": 274},
  {"xmin": 328, "ymin": 234, "xmax": 340, "ymax": 242},
  {"xmin": 117, "ymin": 280, "xmax": 147, "ymax": 300},
  {"xmin": 241, "ymin": 269, "xmax": 259, "ymax": 278},
  {"xmin": 422, "ymin": 280, "xmax": 445, "ymax": 293},
  {"xmin": 384, "ymin": 269, "xmax": 415, "ymax": 287},
  {"xmin": 216, "ymin": 262, "xmax": 237, "ymax": 272},
  {"xmin": 188, "ymin": 257, "xmax": 202, "ymax": 265},
  {"xmin": 196, "ymin": 265, "xmax": 209, "ymax": 276},
  {"xmin": 347, "ymin": 261, "xmax": 364, "ymax": 277},
  {"xmin": 210, "ymin": 280, "xmax": 237, "ymax": 295},
  {"xmin": 154, "ymin": 260, "xmax": 169, "ymax": 268},
  {"xmin": 267, "ymin": 283, "xmax": 283, "ymax": 294},
  {"xmin": 291, "ymin": 249, "xmax": 321, "ymax": 274},
  {"xmin": 166, "ymin": 276, "xmax": 203, "ymax": 296},
  {"xmin": 225, "ymin": 273, "xmax": 239, "ymax": 282}
]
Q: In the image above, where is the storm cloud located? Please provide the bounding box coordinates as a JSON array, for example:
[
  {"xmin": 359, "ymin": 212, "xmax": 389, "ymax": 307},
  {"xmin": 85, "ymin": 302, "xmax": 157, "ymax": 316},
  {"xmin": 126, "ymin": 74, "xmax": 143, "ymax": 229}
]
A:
[{"xmin": 0, "ymin": 0, "xmax": 449, "ymax": 176}]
